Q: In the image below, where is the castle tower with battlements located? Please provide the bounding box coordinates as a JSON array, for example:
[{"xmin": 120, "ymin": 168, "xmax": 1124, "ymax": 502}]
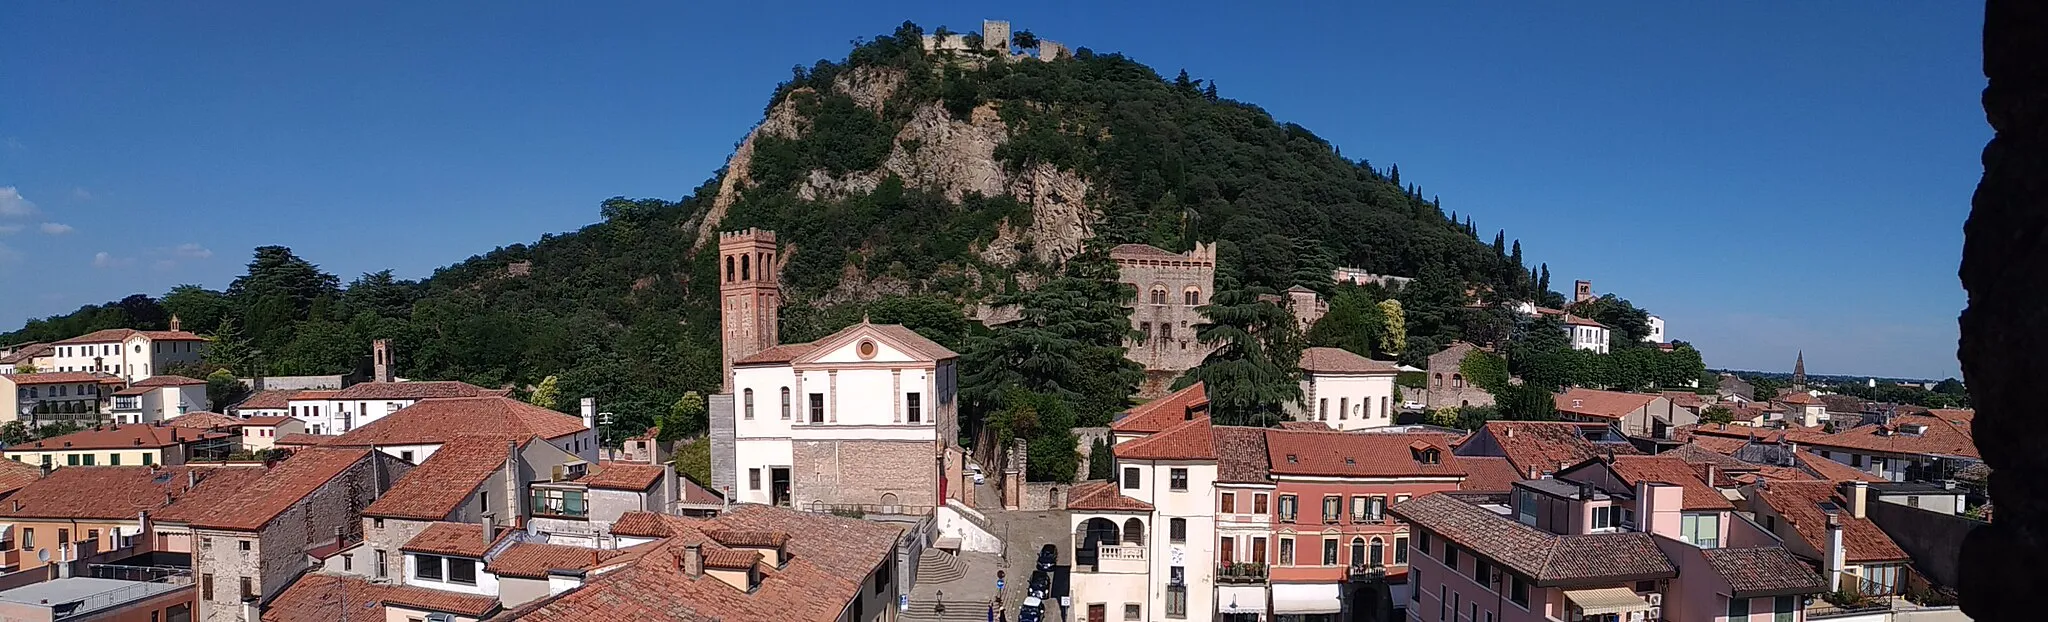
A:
[{"xmin": 719, "ymin": 229, "xmax": 781, "ymax": 392}]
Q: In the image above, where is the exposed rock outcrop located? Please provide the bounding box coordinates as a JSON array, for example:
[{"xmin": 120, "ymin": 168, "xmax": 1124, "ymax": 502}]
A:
[{"xmin": 693, "ymin": 92, "xmax": 809, "ymax": 248}]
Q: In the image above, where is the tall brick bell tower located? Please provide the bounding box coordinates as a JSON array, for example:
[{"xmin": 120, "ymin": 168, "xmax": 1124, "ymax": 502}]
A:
[{"xmin": 718, "ymin": 229, "xmax": 781, "ymax": 392}]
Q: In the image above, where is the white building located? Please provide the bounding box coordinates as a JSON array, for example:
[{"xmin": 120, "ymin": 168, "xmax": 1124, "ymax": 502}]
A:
[
  {"xmin": 727, "ymin": 321, "xmax": 961, "ymax": 510},
  {"xmin": 322, "ymin": 395, "xmax": 599, "ymax": 465},
  {"xmin": 1289, "ymin": 347, "xmax": 1398, "ymax": 431},
  {"xmin": 0, "ymin": 343, "xmax": 53, "ymax": 375},
  {"xmin": 42, "ymin": 320, "xmax": 208, "ymax": 382},
  {"xmin": 1645, "ymin": 315, "xmax": 1666, "ymax": 343},
  {"xmin": 110, "ymin": 375, "xmax": 210, "ymax": 423},
  {"xmin": 1564, "ymin": 315, "xmax": 1611, "ymax": 354},
  {"xmin": 1070, "ymin": 412, "xmax": 1217, "ymax": 622}
]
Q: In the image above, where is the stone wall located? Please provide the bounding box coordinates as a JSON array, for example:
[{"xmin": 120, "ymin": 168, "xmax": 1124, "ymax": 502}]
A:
[
  {"xmin": 1425, "ymin": 342, "xmax": 1494, "ymax": 409},
  {"xmin": 791, "ymin": 439, "xmax": 937, "ymax": 508},
  {"xmin": 1017, "ymin": 481, "xmax": 1070, "ymax": 511},
  {"xmin": 362, "ymin": 517, "xmax": 435, "ymax": 582},
  {"xmin": 196, "ymin": 452, "xmax": 408, "ymax": 622},
  {"xmin": 1073, "ymin": 426, "xmax": 1109, "ymax": 480},
  {"xmin": 1868, "ymin": 497, "xmax": 1980, "ymax": 589},
  {"xmin": 709, "ymin": 394, "xmax": 736, "ymax": 498},
  {"xmin": 1115, "ymin": 243, "xmax": 1219, "ymax": 376}
]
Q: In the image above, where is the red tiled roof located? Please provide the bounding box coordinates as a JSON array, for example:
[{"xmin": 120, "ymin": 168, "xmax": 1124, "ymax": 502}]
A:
[
  {"xmin": 1113, "ymin": 416, "xmax": 1216, "ymax": 461},
  {"xmin": 1265, "ymin": 431, "xmax": 1462, "ymax": 478},
  {"xmin": 1605, "ymin": 456, "xmax": 1735, "ymax": 511},
  {"xmin": 487, "ymin": 542, "xmax": 626, "ymax": 579},
  {"xmin": 1687, "ymin": 436, "xmax": 1750, "ymax": 455},
  {"xmin": 608, "ymin": 511, "xmax": 677, "ymax": 538},
  {"xmin": 166, "ymin": 412, "xmax": 242, "ymax": 430},
  {"xmin": 1466, "ymin": 421, "xmax": 1633, "ymax": 477},
  {"xmin": 1554, "ymin": 388, "xmax": 1658, "ymax": 420},
  {"xmin": 18, "ymin": 424, "xmax": 230, "ymax": 451},
  {"xmin": 863, "ymin": 324, "xmax": 960, "ymax": 361},
  {"xmin": 1701, "ymin": 547, "xmax": 1828, "ymax": 597},
  {"xmin": 1657, "ymin": 443, "xmax": 1753, "ymax": 470},
  {"xmin": 585, "ymin": 461, "xmax": 665, "ymax": 491},
  {"xmin": 240, "ymin": 415, "xmax": 295, "ymax": 427},
  {"xmin": 1786, "ymin": 414, "xmax": 1978, "ymax": 459},
  {"xmin": 1661, "ymin": 391, "xmax": 1706, "ymax": 409},
  {"xmin": 1456, "ymin": 456, "xmax": 1522, "ymax": 493},
  {"xmin": 235, "ymin": 389, "xmax": 299, "ymax": 410},
  {"xmin": 1390, "ymin": 493, "xmax": 1676, "ymax": 586},
  {"xmin": 50, "ymin": 328, "xmax": 207, "ymax": 344},
  {"xmin": 288, "ymin": 390, "xmax": 339, "ymax": 400},
  {"xmin": 274, "ymin": 433, "xmax": 332, "ymax": 447},
  {"xmin": 365, "ymin": 437, "xmax": 523, "ymax": 520},
  {"xmin": 333, "ymin": 380, "xmax": 506, "ymax": 401},
  {"xmin": 680, "ymin": 476, "xmax": 725, "ymax": 505},
  {"xmin": 175, "ymin": 448, "xmax": 375, "ymax": 531},
  {"xmin": 262, "ymin": 573, "xmax": 500, "ymax": 622},
  {"xmin": 1276, "ymin": 421, "xmax": 1332, "ymax": 431},
  {"xmin": 402, "ymin": 522, "xmax": 498, "ymax": 557},
  {"xmin": 1751, "ymin": 481, "xmax": 1910, "ymax": 564},
  {"xmin": 1562, "ymin": 314, "xmax": 1607, "ymax": 328},
  {"xmin": 5, "ymin": 371, "xmax": 123, "ymax": 386},
  {"xmin": 1298, "ymin": 347, "xmax": 1398, "ymax": 374},
  {"xmin": 0, "ymin": 465, "xmax": 261, "ymax": 521},
  {"xmin": 0, "ymin": 460, "xmax": 41, "ymax": 497},
  {"xmin": 328, "ymin": 397, "xmax": 587, "ymax": 446},
  {"xmin": 1064, "ymin": 481, "xmax": 1154, "ymax": 512},
  {"xmin": 1775, "ymin": 392, "xmax": 1823, "ymax": 406},
  {"xmin": 1793, "ymin": 453, "xmax": 1884, "ymax": 483},
  {"xmin": 130, "ymin": 375, "xmax": 205, "ymax": 387},
  {"xmin": 0, "ymin": 344, "xmax": 51, "ymax": 365},
  {"xmin": 1211, "ymin": 426, "xmax": 1271, "ymax": 484},
  {"xmin": 734, "ymin": 342, "xmax": 818, "ymax": 366},
  {"xmin": 1111, "ymin": 382, "xmax": 1208, "ymax": 434}
]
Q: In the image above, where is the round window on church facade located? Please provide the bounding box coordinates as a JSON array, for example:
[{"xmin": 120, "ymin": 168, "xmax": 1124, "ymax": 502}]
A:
[{"xmin": 857, "ymin": 339, "xmax": 878, "ymax": 359}]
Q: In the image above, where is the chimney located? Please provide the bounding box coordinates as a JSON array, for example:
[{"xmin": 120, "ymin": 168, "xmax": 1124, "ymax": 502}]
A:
[
  {"xmin": 682, "ymin": 544, "xmax": 704, "ymax": 577},
  {"xmin": 371, "ymin": 445, "xmax": 387, "ymax": 497},
  {"xmin": 580, "ymin": 398, "xmax": 597, "ymax": 432},
  {"xmin": 1576, "ymin": 481, "xmax": 1595, "ymax": 500},
  {"xmin": 503, "ymin": 440, "xmax": 520, "ymax": 524},
  {"xmin": 1704, "ymin": 465, "xmax": 1717, "ymax": 487},
  {"xmin": 170, "ymin": 316, "xmax": 182, "ymax": 332},
  {"xmin": 187, "ymin": 469, "xmax": 197, "ymax": 490},
  {"xmin": 372, "ymin": 339, "xmax": 394, "ymax": 383},
  {"xmin": 1846, "ymin": 480, "xmax": 1869, "ymax": 519},
  {"xmin": 481, "ymin": 511, "xmax": 497, "ymax": 549},
  {"xmin": 1823, "ymin": 512, "xmax": 1846, "ymax": 591}
]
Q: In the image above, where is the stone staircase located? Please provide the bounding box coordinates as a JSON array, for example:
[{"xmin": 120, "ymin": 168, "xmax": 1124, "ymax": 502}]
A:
[
  {"xmin": 917, "ymin": 548, "xmax": 970, "ymax": 585},
  {"xmin": 903, "ymin": 549, "xmax": 1006, "ymax": 622}
]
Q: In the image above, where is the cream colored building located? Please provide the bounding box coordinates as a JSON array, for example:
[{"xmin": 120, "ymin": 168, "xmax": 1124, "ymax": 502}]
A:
[
  {"xmin": 1071, "ymin": 412, "xmax": 1218, "ymax": 622},
  {"xmin": 4, "ymin": 424, "xmax": 234, "ymax": 469},
  {"xmin": 1289, "ymin": 347, "xmax": 1399, "ymax": 431}
]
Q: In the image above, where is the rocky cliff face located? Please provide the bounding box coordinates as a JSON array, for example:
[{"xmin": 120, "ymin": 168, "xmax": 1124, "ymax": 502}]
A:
[{"xmin": 693, "ymin": 67, "xmax": 1096, "ymax": 267}]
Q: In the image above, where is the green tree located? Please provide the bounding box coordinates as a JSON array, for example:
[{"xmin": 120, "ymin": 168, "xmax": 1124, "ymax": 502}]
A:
[
  {"xmin": 1175, "ymin": 282, "xmax": 1304, "ymax": 426},
  {"xmin": 529, "ymin": 375, "xmax": 562, "ymax": 410},
  {"xmin": 960, "ymin": 255, "xmax": 1141, "ymax": 431},
  {"xmin": 12, "ymin": 363, "xmax": 35, "ymax": 375},
  {"xmin": 660, "ymin": 392, "xmax": 707, "ymax": 444},
  {"xmin": 161, "ymin": 285, "xmax": 230, "ymax": 334},
  {"xmin": 1087, "ymin": 437, "xmax": 1114, "ymax": 481},
  {"xmin": 0, "ymin": 422, "xmax": 28, "ymax": 445},
  {"xmin": 205, "ymin": 369, "xmax": 247, "ymax": 412},
  {"xmin": 671, "ymin": 438, "xmax": 712, "ymax": 487},
  {"xmin": 1305, "ymin": 289, "xmax": 1384, "ymax": 358},
  {"xmin": 1377, "ymin": 299, "xmax": 1407, "ymax": 356},
  {"xmin": 202, "ymin": 318, "xmax": 257, "ymax": 375},
  {"xmin": 1497, "ymin": 383, "xmax": 1556, "ymax": 421},
  {"xmin": 1011, "ymin": 29, "xmax": 1039, "ymax": 51},
  {"xmin": 1701, "ymin": 405, "xmax": 1736, "ymax": 425},
  {"xmin": 1459, "ymin": 349, "xmax": 1510, "ymax": 394},
  {"xmin": 1288, "ymin": 239, "xmax": 1337, "ymax": 296}
]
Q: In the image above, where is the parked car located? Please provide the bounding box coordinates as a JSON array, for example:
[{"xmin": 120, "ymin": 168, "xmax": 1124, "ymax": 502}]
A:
[
  {"xmin": 1036, "ymin": 545, "xmax": 1058, "ymax": 571},
  {"xmin": 966, "ymin": 464, "xmax": 986, "ymax": 485},
  {"xmin": 1029, "ymin": 570, "xmax": 1051, "ymax": 597},
  {"xmin": 1402, "ymin": 400, "xmax": 1426, "ymax": 410},
  {"xmin": 1018, "ymin": 595, "xmax": 1044, "ymax": 622}
]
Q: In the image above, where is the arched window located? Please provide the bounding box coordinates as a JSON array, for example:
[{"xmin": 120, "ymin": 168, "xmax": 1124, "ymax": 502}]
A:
[
  {"xmin": 743, "ymin": 388, "xmax": 755, "ymax": 419},
  {"xmin": 1452, "ymin": 373, "xmax": 1465, "ymax": 388},
  {"xmin": 1369, "ymin": 537, "xmax": 1385, "ymax": 565},
  {"xmin": 1123, "ymin": 518, "xmax": 1146, "ymax": 546},
  {"xmin": 880, "ymin": 492, "xmax": 900, "ymax": 508},
  {"xmin": 1350, "ymin": 537, "xmax": 1366, "ymax": 566},
  {"xmin": 740, "ymin": 253, "xmax": 751, "ymax": 280},
  {"xmin": 725, "ymin": 256, "xmax": 735, "ymax": 282},
  {"xmin": 780, "ymin": 387, "xmax": 791, "ymax": 420},
  {"xmin": 1184, "ymin": 287, "xmax": 1201, "ymax": 306},
  {"xmin": 1433, "ymin": 373, "xmax": 1444, "ymax": 389},
  {"xmin": 1151, "ymin": 286, "xmax": 1168, "ymax": 305}
]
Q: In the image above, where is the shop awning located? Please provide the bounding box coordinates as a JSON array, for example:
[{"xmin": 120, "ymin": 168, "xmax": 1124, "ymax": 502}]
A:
[
  {"xmin": 1564, "ymin": 587, "xmax": 1654, "ymax": 616},
  {"xmin": 116, "ymin": 526, "xmax": 144, "ymax": 537},
  {"xmin": 1217, "ymin": 586, "xmax": 1266, "ymax": 614},
  {"xmin": 1271, "ymin": 583, "xmax": 1342, "ymax": 614}
]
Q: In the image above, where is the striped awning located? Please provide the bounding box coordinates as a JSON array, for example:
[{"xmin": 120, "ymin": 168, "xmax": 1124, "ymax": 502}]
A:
[{"xmin": 1565, "ymin": 587, "xmax": 1654, "ymax": 616}]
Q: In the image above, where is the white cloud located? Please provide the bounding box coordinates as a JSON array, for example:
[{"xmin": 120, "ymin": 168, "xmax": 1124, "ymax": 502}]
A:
[
  {"xmin": 39, "ymin": 222, "xmax": 73, "ymax": 235},
  {"xmin": 91, "ymin": 252, "xmax": 134, "ymax": 269},
  {"xmin": 0, "ymin": 187, "xmax": 37, "ymax": 218},
  {"xmin": 171, "ymin": 243, "xmax": 212, "ymax": 259}
]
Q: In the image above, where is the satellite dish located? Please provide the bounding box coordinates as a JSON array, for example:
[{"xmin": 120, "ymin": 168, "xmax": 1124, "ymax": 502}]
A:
[{"xmin": 36, "ymin": 549, "xmax": 49, "ymax": 563}]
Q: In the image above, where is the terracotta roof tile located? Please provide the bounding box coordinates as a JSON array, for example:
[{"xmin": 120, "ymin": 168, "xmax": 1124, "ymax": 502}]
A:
[
  {"xmin": 1554, "ymin": 388, "xmax": 1658, "ymax": 420},
  {"xmin": 51, "ymin": 329, "xmax": 140, "ymax": 344},
  {"xmin": 130, "ymin": 375, "xmax": 205, "ymax": 387},
  {"xmin": 166, "ymin": 412, "xmax": 241, "ymax": 429},
  {"xmin": 584, "ymin": 461, "xmax": 666, "ymax": 491},
  {"xmin": 1562, "ymin": 314, "xmax": 1607, "ymax": 328},
  {"xmin": 1605, "ymin": 456, "xmax": 1735, "ymax": 511},
  {"xmin": 1064, "ymin": 481, "xmax": 1153, "ymax": 512},
  {"xmin": 1266, "ymin": 431, "xmax": 1462, "ymax": 478},
  {"xmin": 1661, "ymin": 391, "xmax": 1707, "ymax": 409},
  {"xmin": 1113, "ymin": 416, "xmax": 1216, "ymax": 461},
  {"xmin": 0, "ymin": 344, "xmax": 51, "ymax": 365},
  {"xmin": 608, "ymin": 511, "xmax": 677, "ymax": 538},
  {"xmin": 734, "ymin": 342, "xmax": 818, "ymax": 366},
  {"xmin": 262, "ymin": 573, "xmax": 499, "ymax": 621},
  {"xmin": 1794, "ymin": 453, "xmax": 1884, "ymax": 483},
  {"xmin": 0, "ymin": 460, "xmax": 41, "ymax": 497},
  {"xmin": 288, "ymin": 390, "xmax": 339, "ymax": 400},
  {"xmin": 333, "ymin": 380, "xmax": 505, "ymax": 401},
  {"xmin": 328, "ymin": 397, "xmax": 586, "ymax": 447},
  {"xmin": 1111, "ymin": 382, "xmax": 1208, "ymax": 434},
  {"xmin": 1657, "ymin": 443, "xmax": 1752, "ymax": 470},
  {"xmin": 1390, "ymin": 493, "xmax": 1675, "ymax": 586},
  {"xmin": 365, "ymin": 437, "xmax": 523, "ymax": 520},
  {"xmin": 487, "ymin": 542, "xmax": 625, "ymax": 579},
  {"xmin": 680, "ymin": 476, "xmax": 725, "ymax": 505},
  {"xmin": 234, "ymin": 389, "xmax": 299, "ymax": 410},
  {"xmin": 274, "ymin": 433, "xmax": 332, "ymax": 447},
  {"xmin": 1211, "ymin": 426, "xmax": 1271, "ymax": 484},
  {"xmin": 18, "ymin": 424, "xmax": 231, "ymax": 451},
  {"xmin": 0, "ymin": 465, "xmax": 260, "ymax": 521},
  {"xmin": 239, "ymin": 415, "xmax": 295, "ymax": 426},
  {"xmin": 1775, "ymin": 392, "xmax": 1823, "ymax": 406},
  {"xmin": 172, "ymin": 448, "xmax": 375, "ymax": 531},
  {"xmin": 1298, "ymin": 347, "xmax": 1398, "ymax": 374},
  {"xmin": 1785, "ymin": 414, "xmax": 1978, "ymax": 459},
  {"xmin": 401, "ymin": 522, "xmax": 497, "ymax": 557},
  {"xmin": 5, "ymin": 372, "xmax": 123, "ymax": 386},
  {"xmin": 1751, "ymin": 481, "xmax": 1909, "ymax": 564},
  {"xmin": 1456, "ymin": 456, "xmax": 1522, "ymax": 493},
  {"xmin": 1464, "ymin": 421, "xmax": 1635, "ymax": 477},
  {"xmin": 151, "ymin": 468, "xmax": 273, "ymax": 523},
  {"xmin": 1701, "ymin": 547, "xmax": 1828, "ymax": 597}
]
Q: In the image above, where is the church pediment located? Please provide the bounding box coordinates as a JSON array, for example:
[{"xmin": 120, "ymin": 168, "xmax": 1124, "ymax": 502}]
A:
[{"xmin": 792, "ymin": 322, "xmax": 957, "ymax": 366}]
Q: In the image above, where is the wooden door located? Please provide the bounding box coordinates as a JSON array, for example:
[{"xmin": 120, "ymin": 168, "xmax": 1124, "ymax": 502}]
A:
[
  {"xmin": 1087, "ymin": 604, "xmax": 1105, "ymax": 622},
  {"xmin": 1219, "ymin": 537, "xmax": 1235, "ymax": 565}
]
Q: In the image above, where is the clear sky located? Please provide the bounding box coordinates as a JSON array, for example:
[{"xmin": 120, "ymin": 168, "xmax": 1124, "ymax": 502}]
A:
[{"xmin": 0, "ymin": 2, "xmax": 1985, "ymax": 379}]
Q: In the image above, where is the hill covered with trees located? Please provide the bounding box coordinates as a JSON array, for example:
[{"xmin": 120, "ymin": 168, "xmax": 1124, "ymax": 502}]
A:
[{"xmin": 3, "ymin": 22, "xmax": 1695, "ymax": 457}]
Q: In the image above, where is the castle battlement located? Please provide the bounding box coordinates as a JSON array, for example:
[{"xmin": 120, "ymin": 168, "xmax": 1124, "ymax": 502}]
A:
[{"xmin": 719, "ymin": 228, "xmax": 777, "ymax": 244}]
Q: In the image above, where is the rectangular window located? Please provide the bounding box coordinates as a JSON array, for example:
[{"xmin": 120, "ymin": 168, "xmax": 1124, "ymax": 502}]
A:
[
  {"xmin": 1352, "ymin": 496, "xmax": 1369, "ymax": 523},
  {"xmin": 1510, "ymin": 574, "xmax": 1529, "ymax": 607},
  {"xmin": 907, "ymin": 393, "xmax": 923, "ymax": 423},
  {"xmin": 1592, "ymin": 505, "xmax": 1614, "ymax": 530},
  {"xmin": 142, "ymin": 453, "xmax": 152, "ymax": 465},
  {"xmin": 809, "ymin": 393, "xmax": 825, "ymax": 423},
  {"xmin": 1254, "ymin": 493, "xmax": 1269, "ymax": 514},
  {"xmin": 1169, "ymin": 468, "xmax": 1188, "ymax": 491},
  {"xmin": 447, "ymin": 557, "xmax": 477, "ymax": 585},
  {"xmin": 1322, "ymin": 537, "xmax": 1338, "ymax": 566},
  {"xmin": 1124, "ymin": 604, "xmax": 1140, "ymax": 621},
  {"xmin": 1774, "ymin": 595, "xmax": 1796, "ymax": 622},
  {"xmin": 1444, "ymin": 544, "xmax": 1458, "ymax": 569},
  {"xmin": 1279, "ymin": 538, "xmax": 1294, "ymax": 566},
  {"xmin": 1418, "ymin": 531, "xmax": 1432, "ymax": 555},
  {"xmin": 1220, "ymin": 492, "xmax": 1235, "ymax": 513},
  {"xmin": 201, "ymin": 575, "xmax": 213, "ymax": 601},
  {"xmin": 1516, "ymin": 490, "xmax": 1538, "ymax": 525},
  {"xmin": 1165, "ymin": 585, "xmax": 1187, "ymax": 618},
  {"xmin": 239, "ymin": 577, "xmax": 254, "ymax": 599},
  {"xmin": 67, "ymin": 454, "xmax": 78, "ymax": 466},
  {"xmin": 1411, "ymin": 569, "xmax": 1421, "ymax": 602},
  {"xmin": 415, "ymin": 555, "xmax": 443, "ymax": 581},
  {"xmin": 529, "ymin": 489, "xmax": 589, "ymax": 518},
  {"xmin": 1169, "ymin": 518, "xmax": 1186, "ymax": 543},
  {"xmin": 1728, "ymin": 596, "xmax": 1750, "ymax": 621},
  {"xmin": 1251, "ymin": 537, "xmax": 1267, "ymax": 564},
  {"xmin": 239, "ymin": 540, "xmax": 251, "ymax": 551},
  {"xmin": 749, "ymin": 468, "xmax": 761, "ymax": 490},
  {"xmin": 1279, "ymin": 495, "xmax": 1297, "ymax": 523},
  {"xmin": 109, "ymin": 454, "xmax": 121, "ymax": 466},
  {"xmin": 1122, "ymin": 467, "xmax": 1140, "ymax": 490},
  {"xmin": 1323, "ymin": 495, "xmax": 1341, "ymax": 523},
  {"xmin": 375, "ymin": 551, "xmax": 388, "ymax": 578},
  {"xmin": 80, "ymin": 454, "xmax": 94, "ymax": 466},
  {"xmin": 1473, "ymin": 559, "xmax": 1490, "ymax": 586},
  {"xmin": 1395, "ymin": 536, "xmax": 1409, "ymax": 564},
  {"xmin": 1682, "ymin": 513, "xmax": 1722, "ymax": 549}
]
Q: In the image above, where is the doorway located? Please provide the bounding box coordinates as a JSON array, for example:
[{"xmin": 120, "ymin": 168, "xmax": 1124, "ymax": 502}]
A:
[
  {"xmin": 1087, "ymin": 604, "xmax": 1104, "ymax": 622},
  {"xmin": 770, "ymin": 467, "xmax": 792, "ymax": 507}
]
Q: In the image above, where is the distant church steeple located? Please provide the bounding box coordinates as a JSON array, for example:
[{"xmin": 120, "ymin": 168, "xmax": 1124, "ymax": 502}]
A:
[{"xmin": 1792, "ymin": 351, "xmax": 1807, "ymax": 389}]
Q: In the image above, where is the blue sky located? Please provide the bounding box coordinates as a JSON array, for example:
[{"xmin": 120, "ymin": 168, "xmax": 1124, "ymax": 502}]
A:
[{"xmin": 0, "ymin": 2, "xmax": 1984, "ymax": 379}]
